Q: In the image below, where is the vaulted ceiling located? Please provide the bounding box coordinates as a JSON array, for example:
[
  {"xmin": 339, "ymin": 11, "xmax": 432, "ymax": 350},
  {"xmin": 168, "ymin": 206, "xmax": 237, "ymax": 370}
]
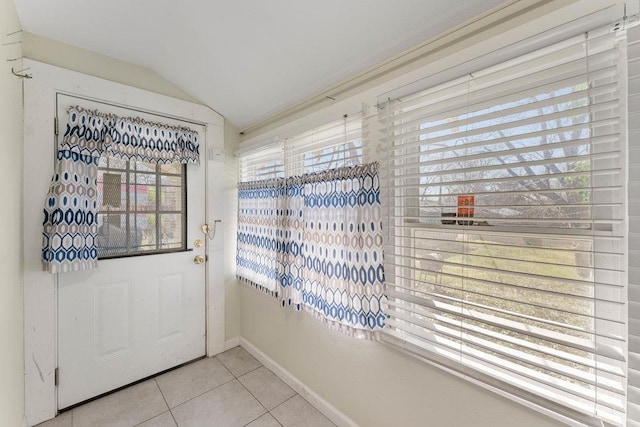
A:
[{"xmin": 14, "ymin": 0, "xmax": 508, "ymax": 129}]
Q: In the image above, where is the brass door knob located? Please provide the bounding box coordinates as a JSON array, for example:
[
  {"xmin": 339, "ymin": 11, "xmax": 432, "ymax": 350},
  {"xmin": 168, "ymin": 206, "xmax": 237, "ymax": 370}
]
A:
[{"xmin": 194, "ymin": 255, "xmax": 205, "ymax": 264}]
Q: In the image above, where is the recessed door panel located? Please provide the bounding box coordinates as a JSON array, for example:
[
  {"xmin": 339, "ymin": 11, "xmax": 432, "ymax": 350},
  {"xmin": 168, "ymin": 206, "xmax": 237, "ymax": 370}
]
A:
[
  {"xmin": 156, "ymin": 272, "xmax": 185, "ymax": 342},
  {"xmin": 94, "ymin": 280, "xmax": 132, "ymax": 361}
]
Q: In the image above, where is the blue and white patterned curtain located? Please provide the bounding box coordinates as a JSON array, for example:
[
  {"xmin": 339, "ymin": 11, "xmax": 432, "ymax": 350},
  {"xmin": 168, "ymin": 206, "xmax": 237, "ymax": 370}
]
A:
[
  {"xmin": 237, "ymin": 179, "xmax": 285, "ymax": 295},
  {"xmin": 237, "ymin": 163, "xmax": 386, "ymax": 338},
  {"xmin": 236, "ymin": 178, "xmax": 305, "ymax": 306},
  {"xmin": 42, "ymin": 106, "xmax": 200, "ymax": 273}
]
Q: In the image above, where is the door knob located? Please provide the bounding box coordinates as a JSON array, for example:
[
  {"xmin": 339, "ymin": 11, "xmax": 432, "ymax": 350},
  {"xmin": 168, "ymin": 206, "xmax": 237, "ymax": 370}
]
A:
[{"xmin": 194, "ymin": 255, "xmax": 205, "ymax": 265}]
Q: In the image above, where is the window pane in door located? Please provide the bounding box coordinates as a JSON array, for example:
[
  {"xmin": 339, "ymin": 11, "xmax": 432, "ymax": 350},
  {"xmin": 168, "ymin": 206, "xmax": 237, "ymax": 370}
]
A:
[
  {"xmin": 160, "ymin": 214, "xmax": 183, "ymax": 249},
  {"xmin": 96, "ymin": 156, "xmax": 186, "ymax": 258}
]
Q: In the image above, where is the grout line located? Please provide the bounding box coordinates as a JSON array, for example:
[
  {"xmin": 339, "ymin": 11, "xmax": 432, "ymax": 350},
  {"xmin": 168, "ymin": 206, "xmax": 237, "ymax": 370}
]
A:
[
  {"xmin": 212, "ymin": 357, "xmax": 235, "ymax": 379},
  {"xmin": 168, "ymin": 376, "xmax": 237, "ymax": 410},
  {"xmin": 242, "ymin": 412, "xmax": 268, "ymax": 427},
  {"xmin": 268, "ymin": 393, "xmax": 334, "ymax": 426},
  {"xmin": 266, "ymin": 411, "xmax": 284, "ymax": 427},
  {"xmin": 154, "ymin": 378, "xmax": 170, "ymax": 411},
  {"xmin": 237, "ymin": 365, "xmax": 297, "ymax": 412},
  {"xmin": 213, "ymin": 344, "xmax": 268, "ymax": 379},
  {"xmin": 271, "ymin": 394, "xmax": 298, "ymax": 412},
  {"xmin": 214, "ymin": 357, "xmax": 263, "ymax": 380},
  {"xmin": 236, "ymin": 364, "xmax": 263, "ymax": 379},
  {"xmin": 236, "ymin": 377, "xmax": 269, "ymax": 425},
  {"xmin": 131, "ymin": 381, "xmax": 172, "ymax": 427},
  {"xmin": 169, "ymin": 410, "xmax": 179, "ymax": 427},
  {"xmin": 154, "ymin": 379, "xmax": 179, "ymax": 426}
]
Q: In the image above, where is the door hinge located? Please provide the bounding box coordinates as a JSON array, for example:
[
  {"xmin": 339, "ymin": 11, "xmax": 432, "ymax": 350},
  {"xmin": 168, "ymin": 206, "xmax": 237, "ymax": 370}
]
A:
[
  {"xmin": 54, "ymin": 117, "xmax": 58, "ymax": 136},
  {"xmin": 54, "ymin": 367, "xmax": 59, "ymax": 386}
]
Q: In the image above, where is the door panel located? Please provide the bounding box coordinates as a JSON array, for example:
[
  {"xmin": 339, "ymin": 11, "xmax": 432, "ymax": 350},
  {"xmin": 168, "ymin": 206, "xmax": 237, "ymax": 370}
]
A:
[
  {"xmin": 94, "ymin": 280, "xmax": 132, "ymax": 361},
  {"xmin": 56, "ymin": 95, "xmax": 207, "ymax": 409},
  {"xmin": 156, "ymin": 273, "xmax": 185, "ymax": 341}
]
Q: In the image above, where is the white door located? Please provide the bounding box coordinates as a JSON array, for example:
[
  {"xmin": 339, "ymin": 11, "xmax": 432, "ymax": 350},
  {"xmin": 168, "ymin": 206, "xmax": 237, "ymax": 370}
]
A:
[{"xmin": 56, "ymin": 95, "xmax": 207, "ymax": 409}]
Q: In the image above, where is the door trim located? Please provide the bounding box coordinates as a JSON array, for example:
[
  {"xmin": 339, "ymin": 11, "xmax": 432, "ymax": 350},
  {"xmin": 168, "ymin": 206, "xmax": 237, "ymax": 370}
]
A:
[{"xmin": 23, "ymin": 59, "xmax": 225, "ymax": 426}]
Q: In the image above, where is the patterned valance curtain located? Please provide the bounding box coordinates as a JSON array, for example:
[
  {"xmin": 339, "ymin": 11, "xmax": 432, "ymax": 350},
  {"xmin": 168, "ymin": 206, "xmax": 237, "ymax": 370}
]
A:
[
  {"xmin": 42, "ymin": 106, "xmax": 200, "ymax": 273},
  {"xmin": 237, "ymin": 162, "xmax": 386, "ymax": 338}
]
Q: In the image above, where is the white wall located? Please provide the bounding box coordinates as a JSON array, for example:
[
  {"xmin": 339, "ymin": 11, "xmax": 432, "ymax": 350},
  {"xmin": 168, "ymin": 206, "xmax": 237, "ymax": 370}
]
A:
[
  {"xmin": 236, "ymin": 1, "xmax": 628, "ymax": 426},
  {"xmin": 0, "ymin": 0, "xmax": 24, "ymax": 425},
  {"xmin": 22, "ymin": 32, "xmax": 202, "ymax": 106}
]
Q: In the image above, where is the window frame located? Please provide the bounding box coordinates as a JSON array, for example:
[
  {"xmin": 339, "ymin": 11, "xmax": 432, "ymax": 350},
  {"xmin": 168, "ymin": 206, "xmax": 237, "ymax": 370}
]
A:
[{"xmin": 96, "ymin": 156, "xmax": 188, "ymax": 259}]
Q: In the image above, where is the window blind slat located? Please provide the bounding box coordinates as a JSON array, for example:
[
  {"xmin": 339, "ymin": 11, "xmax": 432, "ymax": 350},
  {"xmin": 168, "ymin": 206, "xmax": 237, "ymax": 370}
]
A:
[
  {"xmin": 285, "ymin": 115, "xmax": 363, "ymax": 176},
  {"xmin": 384, "ymin": 262, "xmax": 624, "ymax": 305},
  {"xmin": 238, "ymin": 143, "xmax": 285, "ymax": 182},
  {"xmin": 388, "ymin": 130, "xmax": 618, "ymax": 170},
  {"xmin": 383, "ymin": 101, "xmax": 618, "ymax": 149},
  {"xmin": 383, "ymin": 61, "xmax": 617, "ymax": 133},
  {"xmin": 385, "ymin": 311, "xmax": 624, "ymax": 394},
  {"xmin": 385, "ymin": 301, "xmax": 625, "ymax": 377},
  {"xmin": 385, "ymin": 286, "xmax": 623, "ymax": 344},
  {"xmin": 385, "ymin": 318, "xmax": 624, "ymax": 412},
  {"xmin": 384, "ymin": 78, "xmax": 619, "ymax": 136}
]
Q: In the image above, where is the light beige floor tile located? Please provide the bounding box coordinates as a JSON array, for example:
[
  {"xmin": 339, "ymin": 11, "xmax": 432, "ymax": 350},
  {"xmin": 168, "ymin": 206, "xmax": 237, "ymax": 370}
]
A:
[
  {"xmin": 216, "ymin": 346, "xmax": 262, "ymax": 377},
  {"xmin": 271, "ymin": 395, "xmax": 335, "ymax": 427},
  {"xmin": 239, "ymin": 367, "xmax": 296, "ymax": 410},
  {"xmin": 35, "ymin": 411, "xmax": 73, "ymax": 427},
  {"xmin": 136, "ymin": 411, "xmax": 177, "ymax": 427},
  {"xmin": 246, "ymin": 413, "xmax": 282, "ymax": 427},
  {"xmin": 73, "ymin": 379, "xmax": 168, "ymax": 427},
  {"xmin": 171, "ymin": 379, "xmax": 266, "ymax": 427},
  {"xmin": 155, "ymin": 357, "xmax": 234, "ymax": 408}
]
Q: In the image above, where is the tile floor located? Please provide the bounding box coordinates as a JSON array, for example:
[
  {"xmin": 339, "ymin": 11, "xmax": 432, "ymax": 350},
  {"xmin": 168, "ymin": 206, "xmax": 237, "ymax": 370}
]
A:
[{"xmin": 37, "ymin": 346, "xmax": 336, "ymax": 427}]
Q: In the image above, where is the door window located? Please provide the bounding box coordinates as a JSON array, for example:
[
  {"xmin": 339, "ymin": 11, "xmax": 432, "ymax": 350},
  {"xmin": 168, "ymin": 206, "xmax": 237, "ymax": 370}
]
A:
[{"xmin": 97, "ymin": 156, "xmax": 186, "ymax": 258}]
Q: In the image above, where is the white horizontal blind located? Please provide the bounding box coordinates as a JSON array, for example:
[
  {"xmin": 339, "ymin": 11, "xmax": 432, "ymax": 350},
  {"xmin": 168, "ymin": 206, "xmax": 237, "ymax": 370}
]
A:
[
  {"xmin": 238, "ymin": 143, "xmax": 285, "ymax": 182},
  {"xmin": 627, "ymin": 23, "xmax": 640, "ymax": 427},
  {"xmin": 380, "ymin": 27, "xmax": 627, "ymax": 425},
  {"xmin": 285, "ymin": 115, "xmax": 362, "ymax": 176}
]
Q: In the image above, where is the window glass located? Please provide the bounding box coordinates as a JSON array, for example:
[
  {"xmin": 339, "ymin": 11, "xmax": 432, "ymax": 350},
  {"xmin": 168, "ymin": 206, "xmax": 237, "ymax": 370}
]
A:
[{"xmin": 97, "ymin": 156, "xmax": 186, "ymax": 258}]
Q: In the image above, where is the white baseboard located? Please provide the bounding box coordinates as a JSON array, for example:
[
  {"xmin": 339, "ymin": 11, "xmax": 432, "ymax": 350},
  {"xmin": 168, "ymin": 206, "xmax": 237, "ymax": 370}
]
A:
[
  {"xmin": 239, "ymin": 337, "xmax": 358, "ymax": 427},
  {"xmin": 224, "ymin": 337, "xmax": 240, "ymax": 351}
]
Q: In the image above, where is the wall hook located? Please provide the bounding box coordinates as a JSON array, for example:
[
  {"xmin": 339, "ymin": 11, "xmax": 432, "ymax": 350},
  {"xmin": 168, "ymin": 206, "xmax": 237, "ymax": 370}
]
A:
[{"xmin": 11, "ymin": 67, "xmax": 31, "ymax": 79}]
